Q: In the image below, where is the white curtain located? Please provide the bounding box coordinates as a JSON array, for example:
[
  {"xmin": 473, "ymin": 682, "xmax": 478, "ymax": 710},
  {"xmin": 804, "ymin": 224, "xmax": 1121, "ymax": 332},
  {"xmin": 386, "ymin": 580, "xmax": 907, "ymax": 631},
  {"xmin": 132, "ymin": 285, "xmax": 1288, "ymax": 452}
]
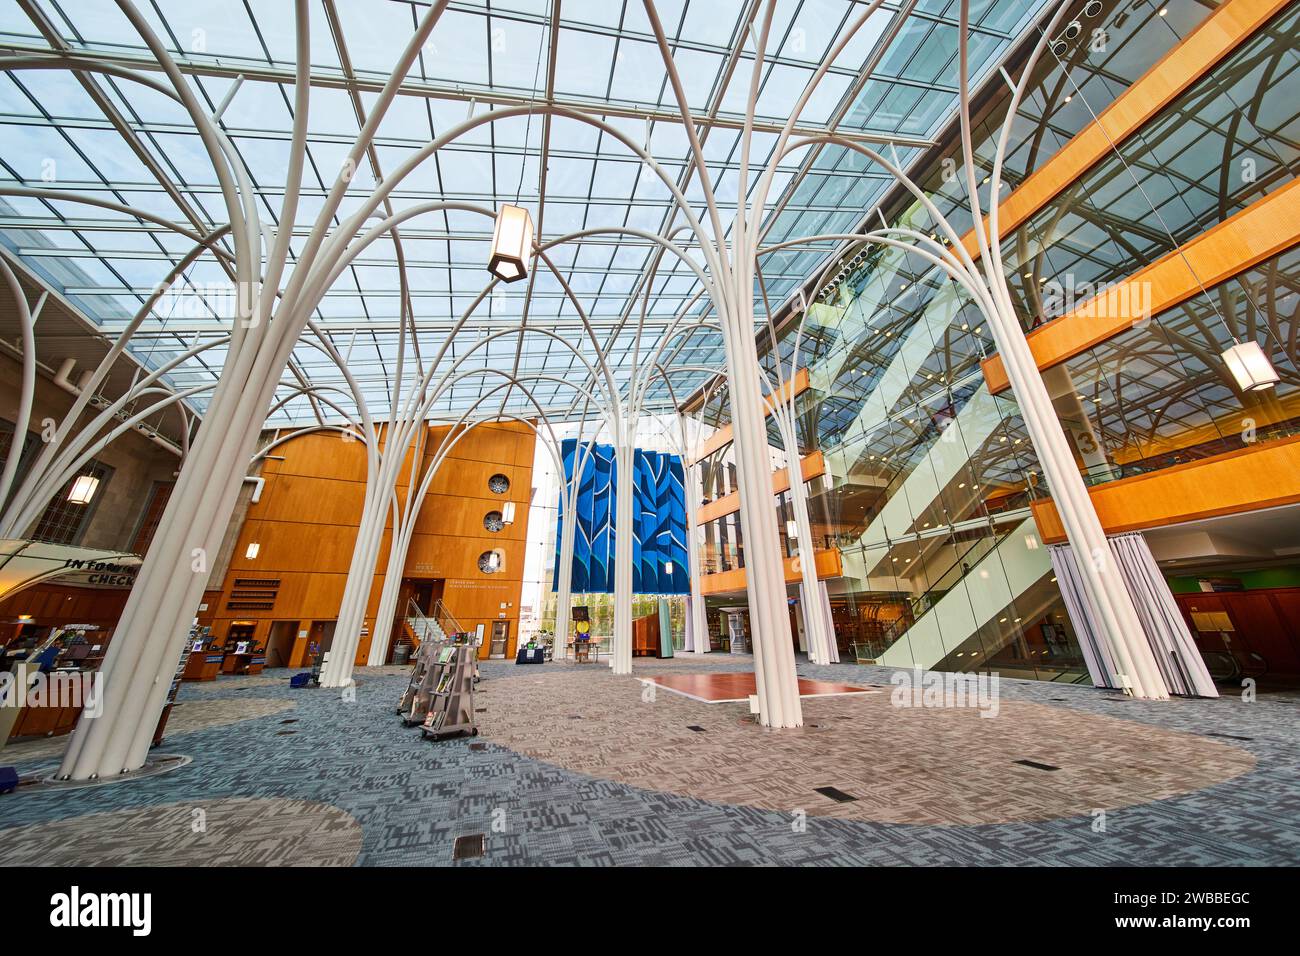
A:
[
  {"xmin": 1109, "ymin": 533, "xmax": 1218, "ymax": 698},
  {"xmin": 1049, "ymin": 533, "xmax": 1217, "ymax": 698},
  {"xmin": 819, "ymin": 580, "xmax": 841, "ymax": 663},
  {"xmin": 1048, "ymin": 543, "xmax": 1119, "ymax": 689}
]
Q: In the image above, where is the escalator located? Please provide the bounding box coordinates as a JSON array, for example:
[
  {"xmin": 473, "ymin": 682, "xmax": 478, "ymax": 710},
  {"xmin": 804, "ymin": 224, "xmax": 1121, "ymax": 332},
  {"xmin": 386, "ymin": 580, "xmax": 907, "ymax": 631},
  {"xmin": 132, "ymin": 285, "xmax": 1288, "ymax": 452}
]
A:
[{"xmin": 875, "ymin": 514, "xmax": 1056, "ymax": 671}]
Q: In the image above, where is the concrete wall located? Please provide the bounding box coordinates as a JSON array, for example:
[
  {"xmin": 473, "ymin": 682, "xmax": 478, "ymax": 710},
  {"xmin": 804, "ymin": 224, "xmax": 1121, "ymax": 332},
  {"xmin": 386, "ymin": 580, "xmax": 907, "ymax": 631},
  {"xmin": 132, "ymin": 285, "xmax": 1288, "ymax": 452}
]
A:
[{"xmin": 0, "ymin": 351, "xmax": 180, "ymax": 552}]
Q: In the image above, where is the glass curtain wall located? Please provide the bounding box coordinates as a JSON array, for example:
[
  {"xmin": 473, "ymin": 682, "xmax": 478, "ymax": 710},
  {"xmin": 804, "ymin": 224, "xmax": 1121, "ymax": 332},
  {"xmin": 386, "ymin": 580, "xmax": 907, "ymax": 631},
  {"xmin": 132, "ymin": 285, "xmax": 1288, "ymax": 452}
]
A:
[{"xmin": 692, "ymin": 0, "xmax": 1299, "ymax": 681}]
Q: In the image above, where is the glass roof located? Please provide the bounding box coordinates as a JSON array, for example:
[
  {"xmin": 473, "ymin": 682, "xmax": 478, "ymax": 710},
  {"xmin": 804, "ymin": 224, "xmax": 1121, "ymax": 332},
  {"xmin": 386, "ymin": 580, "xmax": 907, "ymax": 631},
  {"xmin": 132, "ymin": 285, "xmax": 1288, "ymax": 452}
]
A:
[{"xmin": 0, "ymin": 0, "xmax": 1049, "ymax": 426}]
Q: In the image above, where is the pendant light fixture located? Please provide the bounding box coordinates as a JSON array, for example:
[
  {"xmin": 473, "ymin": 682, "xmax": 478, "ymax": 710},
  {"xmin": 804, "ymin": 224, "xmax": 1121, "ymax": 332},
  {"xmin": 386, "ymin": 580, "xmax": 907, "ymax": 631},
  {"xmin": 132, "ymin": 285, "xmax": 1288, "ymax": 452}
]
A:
[
  {"xmin": 487, "ymin": 204, "xmax": 533, "ymax": 283},
  {"xmin": 67, "ymin": 474, "xmax": 100, "ymax": 504},
  {"xmin": 1221, "ymin": 340, "xmax": 1280, "ymax": 392}
]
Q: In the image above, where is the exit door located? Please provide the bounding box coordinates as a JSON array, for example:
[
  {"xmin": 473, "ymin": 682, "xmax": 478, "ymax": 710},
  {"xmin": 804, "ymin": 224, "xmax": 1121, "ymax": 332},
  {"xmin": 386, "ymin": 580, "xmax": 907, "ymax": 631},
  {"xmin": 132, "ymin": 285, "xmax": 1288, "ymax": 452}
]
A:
[{"xmin": 489, "ymin": 621, "xmax": 508, "ymax": 659}]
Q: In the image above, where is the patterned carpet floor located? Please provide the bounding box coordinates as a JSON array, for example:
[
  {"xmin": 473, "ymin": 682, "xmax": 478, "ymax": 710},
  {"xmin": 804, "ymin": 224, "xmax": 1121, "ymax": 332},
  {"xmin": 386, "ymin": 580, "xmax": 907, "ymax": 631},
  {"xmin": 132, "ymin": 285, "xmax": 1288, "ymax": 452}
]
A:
[{"xmin": 0, "ymin": 653, "xmax": 1297, "ymax": 866}]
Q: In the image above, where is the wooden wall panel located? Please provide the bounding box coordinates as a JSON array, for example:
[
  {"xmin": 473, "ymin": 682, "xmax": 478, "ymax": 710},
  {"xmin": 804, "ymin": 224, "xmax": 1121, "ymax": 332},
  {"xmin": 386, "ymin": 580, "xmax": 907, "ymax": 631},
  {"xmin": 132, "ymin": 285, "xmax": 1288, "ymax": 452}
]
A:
[
  {"xmin": 1031, "ymin": 435, "xmax": 1300, "ymax": 544},
  {"xmin": 700, "ymin": 547, "xmax": 842, "ymax": 597},
  {"xmin": 697, "ymin": 451, "xmax": 826, "ymax": 524},
  {"xmin": 983, "ymin": 179, "xmax": 1300, "ymax": 393},
  {"xmin": 254, "ymin": 473, "xmax": 369, "ymax": 526},
  {"xmin": 199, "ymin": 421, "xmax": 536, "ymax": 662}
]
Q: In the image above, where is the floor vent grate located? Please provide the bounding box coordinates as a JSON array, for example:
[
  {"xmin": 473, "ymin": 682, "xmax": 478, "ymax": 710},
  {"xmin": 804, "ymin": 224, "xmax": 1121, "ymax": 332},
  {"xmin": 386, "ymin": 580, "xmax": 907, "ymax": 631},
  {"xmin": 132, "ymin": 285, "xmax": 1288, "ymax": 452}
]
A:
[
  {"xmin": 814, "ymin": 786, "xmax": 857, "ymax": 803},
  {"xmin": 1014, "ymin": 759, "xmax": 1059, "ymax": 771},
  {"xmin": 686, "ymin": 725, "xmax": 706, "ymax": 733},
  {"xmin": 453, "ymin": 834, "xmax": 485, "ymax": 860}
]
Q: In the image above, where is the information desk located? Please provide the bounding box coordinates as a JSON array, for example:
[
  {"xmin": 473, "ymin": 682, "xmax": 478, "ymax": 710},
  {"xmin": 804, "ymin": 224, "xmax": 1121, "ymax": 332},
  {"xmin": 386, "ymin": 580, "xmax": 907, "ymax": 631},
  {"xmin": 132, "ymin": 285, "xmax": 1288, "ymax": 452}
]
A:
[
  {"xmin": 182, "ymin": 651, "xmax": 224, "ymax": 681},
  {"xmin": 515, "ymin": 646, "xmax": 545, "ymax": 664},
  {"xmin": 7, "ymin": 702, "xmax": 81, "ymax": 739},
  {"xmin": 221, "ymin": 652, "xmax": 266, "ymax": 675}
]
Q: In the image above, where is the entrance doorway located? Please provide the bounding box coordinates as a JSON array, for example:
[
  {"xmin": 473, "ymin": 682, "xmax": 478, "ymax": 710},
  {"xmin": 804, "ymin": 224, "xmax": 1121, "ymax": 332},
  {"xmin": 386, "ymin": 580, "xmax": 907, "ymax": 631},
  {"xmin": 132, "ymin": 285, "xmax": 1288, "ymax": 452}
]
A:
[
  {"xmin": 308, "ymin": 620, "xmax": 335, "ymax": 667},
  {"xmin": 265, "ymin": 620, "xmax": 300, "ymax": 668},
  {"xmin": 386, "ymin": 577, "xmax": 446, "ymax": 663},
  {"xmin": 489, "ymin": 621, "xmax": 509, "ymax": 659},
  {"xmin": 406, "ymin": 577, "xmax": 444, "ymax": 615}
]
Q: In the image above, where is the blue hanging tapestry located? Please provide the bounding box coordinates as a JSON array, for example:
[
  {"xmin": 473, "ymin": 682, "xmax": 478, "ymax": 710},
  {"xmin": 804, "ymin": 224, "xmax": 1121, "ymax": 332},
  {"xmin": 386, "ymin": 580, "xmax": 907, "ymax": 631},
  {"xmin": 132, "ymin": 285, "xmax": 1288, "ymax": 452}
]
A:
[{"xmin": 554, "ymin": 438, "xmax": 688, "ymax": 594}]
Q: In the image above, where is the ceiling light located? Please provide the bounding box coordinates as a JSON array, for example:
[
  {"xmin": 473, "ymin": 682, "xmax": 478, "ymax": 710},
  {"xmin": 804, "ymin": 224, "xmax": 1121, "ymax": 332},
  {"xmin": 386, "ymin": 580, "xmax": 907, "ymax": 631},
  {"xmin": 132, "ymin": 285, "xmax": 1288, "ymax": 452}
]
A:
[
  {"xmin": 501, "ymin": 501, "xmax": 517, "ymax": 524},
  {"xmin": 245, "ymin": 542, "xmax": 260, "ymax": 560},
  {"xmin": 786, "ymin": 520, "xmax": 799, "ymax": 540},
  {"xmin": 67, "ymin": 475, "xmax": 99, "ymax": 505},
  {"xmin": 488, "ymin": 204, "xmax": 533, "ymax": 283},
  {"xmin": 663, "ymin": 561, "xmax": 674, "ymax": 575},
  {"xmin": 1221, "ymin": 340, "xmax": 1280, "ymax": 392}
]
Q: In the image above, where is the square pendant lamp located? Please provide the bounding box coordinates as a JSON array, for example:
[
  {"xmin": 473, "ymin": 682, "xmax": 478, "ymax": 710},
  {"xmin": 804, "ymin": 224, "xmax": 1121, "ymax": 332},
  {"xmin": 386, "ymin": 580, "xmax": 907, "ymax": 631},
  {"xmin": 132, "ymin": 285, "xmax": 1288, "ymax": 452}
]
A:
[
  {"xmin": 488, "ymin": 204, "xmax": 534, "ymax": 283},
  {"xmin": 1222, "ymin": 340, "xmax": 1280, "ymax": 392},
  {"xmin": 67, "ymin": 474, "xmax": 100, "ymax": 504}
]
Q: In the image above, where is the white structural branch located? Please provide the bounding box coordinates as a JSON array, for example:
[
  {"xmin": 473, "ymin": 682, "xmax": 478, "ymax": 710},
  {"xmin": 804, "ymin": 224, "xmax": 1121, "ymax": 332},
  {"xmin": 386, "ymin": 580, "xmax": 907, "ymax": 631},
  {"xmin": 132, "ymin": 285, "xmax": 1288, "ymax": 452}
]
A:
[{"xmin": 1, "ymin": 0, "xmax": 1212, "ymax": 783}]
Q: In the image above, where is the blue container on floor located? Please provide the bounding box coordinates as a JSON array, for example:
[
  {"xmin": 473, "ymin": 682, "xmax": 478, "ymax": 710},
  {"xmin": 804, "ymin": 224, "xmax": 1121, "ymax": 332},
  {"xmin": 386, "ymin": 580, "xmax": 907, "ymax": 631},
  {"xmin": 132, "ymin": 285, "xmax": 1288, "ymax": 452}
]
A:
[{"xmin": 289, "ymin": 672, "xmax": 311, "ymax": 688}]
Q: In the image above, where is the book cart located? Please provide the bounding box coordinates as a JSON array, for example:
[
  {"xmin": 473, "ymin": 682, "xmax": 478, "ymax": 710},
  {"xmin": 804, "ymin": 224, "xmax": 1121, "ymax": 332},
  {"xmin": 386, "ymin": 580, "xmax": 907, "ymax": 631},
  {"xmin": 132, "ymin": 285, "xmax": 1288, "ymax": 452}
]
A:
[
  {"xmin": 399, "ymin": 640, "xmax": 450, "ymax": 725},
  {"xmin": 418, "ymin": 643, "xmax": 477, "ymax": 741},
  {"xmin": 397, "ymin": 639, "xmax": 441, "ymax": 720}
]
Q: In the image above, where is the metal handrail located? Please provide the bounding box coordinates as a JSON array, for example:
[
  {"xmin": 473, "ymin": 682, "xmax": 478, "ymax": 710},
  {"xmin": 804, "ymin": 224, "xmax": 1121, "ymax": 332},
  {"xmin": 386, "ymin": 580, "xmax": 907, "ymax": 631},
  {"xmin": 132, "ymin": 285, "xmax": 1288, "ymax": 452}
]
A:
[
  {"xmin": 431, "ymin": 598, "xmax": 463, "ymax": 636},
  {"xmin": 405, "ymin": 597, "xmax": 443, "ymax": 643}
]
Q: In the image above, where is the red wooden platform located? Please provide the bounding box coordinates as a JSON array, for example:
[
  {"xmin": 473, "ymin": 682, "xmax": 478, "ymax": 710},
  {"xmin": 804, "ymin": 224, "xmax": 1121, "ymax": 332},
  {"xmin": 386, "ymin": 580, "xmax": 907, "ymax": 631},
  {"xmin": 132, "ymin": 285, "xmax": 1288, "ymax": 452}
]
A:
[{"xmin": 643, "ymin": 672, "xmax": 873, "ymax": 704}]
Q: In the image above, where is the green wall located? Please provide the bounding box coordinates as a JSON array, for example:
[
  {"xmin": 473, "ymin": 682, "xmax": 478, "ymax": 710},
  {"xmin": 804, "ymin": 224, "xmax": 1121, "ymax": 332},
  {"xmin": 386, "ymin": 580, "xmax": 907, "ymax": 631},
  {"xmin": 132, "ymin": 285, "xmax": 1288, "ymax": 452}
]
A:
[{"xmin": 1166, "ymin": 565, "xmax": 1300, "ymax": 593}]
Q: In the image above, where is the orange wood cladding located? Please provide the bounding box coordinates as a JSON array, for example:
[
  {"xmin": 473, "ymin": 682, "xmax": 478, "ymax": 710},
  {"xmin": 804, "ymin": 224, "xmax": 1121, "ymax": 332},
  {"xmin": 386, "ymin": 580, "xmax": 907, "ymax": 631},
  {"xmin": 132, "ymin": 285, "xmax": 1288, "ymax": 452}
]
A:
[
  {"xmin": 700, "ymin": 547, "xmax": 842, "ymax": 597},
  {"xmin": 1030, "ymin": 435, "xmax": 1300, "ymax": 545},
  {"xmin": 198, "ymin": 421, "xmax": 535, "ymax": 663},
  {"xmin": 1104, "ymin": 389, "xmax": 1300, "ymax": 468},
  {"xmin": 958, "ymin": 0, "xmax": 1290, "ymax": 261},
  {"xmin": 687, "ymin": 368, "xmax": 811, "ymax": 465},
  {"xmin": 696, "ymin": 451, "xmax": 827, "ymax": 525},
  {"xmin": 983, "ymin": 179, "xmax": 1300, "ymax": 394}
]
